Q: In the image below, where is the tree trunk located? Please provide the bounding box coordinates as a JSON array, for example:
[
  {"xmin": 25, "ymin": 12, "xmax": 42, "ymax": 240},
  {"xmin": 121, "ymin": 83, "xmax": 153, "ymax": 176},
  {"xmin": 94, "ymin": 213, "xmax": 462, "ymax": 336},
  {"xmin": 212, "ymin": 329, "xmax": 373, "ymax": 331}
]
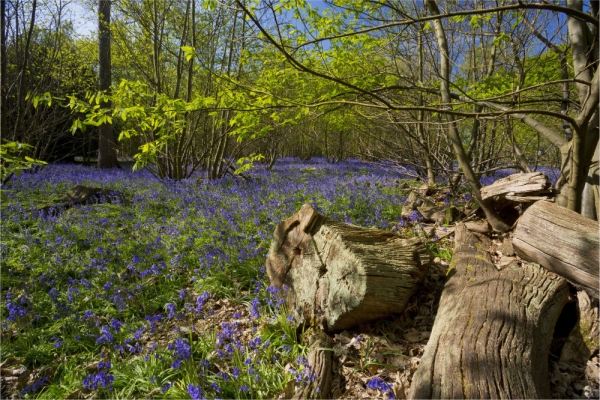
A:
[
  {"xmin": 426, "ymin": 0, "xmax": 509, "ymax": 233},
  {"xmin": 513, "ymin": 200, "xmax": 599, "ymax": 296},
  {"xmin": 266, "ymin": 204, "xmax": 432, "ymax": 332},
  {"xmin": 409, "ymin": 223, "xmax": 569, "ymax": 399},
  {"xmin": 97, "ymin": 0, "xmax": 118, "ymax": 168},
  {"xmin": 1, "ymin": 0, "xmax": 7, "ymax": 141}
]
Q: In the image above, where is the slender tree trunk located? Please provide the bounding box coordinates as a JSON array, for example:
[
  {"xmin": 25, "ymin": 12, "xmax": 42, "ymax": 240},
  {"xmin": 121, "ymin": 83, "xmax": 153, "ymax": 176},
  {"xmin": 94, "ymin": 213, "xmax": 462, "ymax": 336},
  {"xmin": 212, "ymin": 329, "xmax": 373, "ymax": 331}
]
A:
[
  {"xmin": 0, "ymin": 0, "xmax": 7, "ymax": 140},
  {"xmin": 417, "ymin": 30, "xmax": 435, "ymax": 184},
  {"xmin": 97, "ymin": 0, "xmax": 118, "ymax": 168},
  {"xmin": 426, "ymin": 0, "xmax": 509, "ymax": 232},
  {"xmin": 13, "ymin": 0, "xmax": 36, "ymax": 143}
]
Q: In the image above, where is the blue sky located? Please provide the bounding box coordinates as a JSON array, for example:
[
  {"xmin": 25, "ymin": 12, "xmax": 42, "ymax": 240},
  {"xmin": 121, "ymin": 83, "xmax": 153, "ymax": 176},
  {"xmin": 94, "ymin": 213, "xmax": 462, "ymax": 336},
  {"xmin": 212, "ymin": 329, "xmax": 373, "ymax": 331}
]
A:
[{"xmin": 67, "ymin": 0, "xmax": 327, "ymax": 37}]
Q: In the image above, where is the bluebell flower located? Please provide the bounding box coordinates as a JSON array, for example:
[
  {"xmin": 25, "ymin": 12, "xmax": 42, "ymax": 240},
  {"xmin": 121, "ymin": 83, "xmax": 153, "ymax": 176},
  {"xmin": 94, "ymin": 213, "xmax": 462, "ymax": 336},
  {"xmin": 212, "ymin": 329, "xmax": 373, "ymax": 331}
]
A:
[
  {"xmin": 161, "ymin": 382, "xmax": 172, "ymax": 394},
  {"xmin": 239, "ymin": 385, "xmax": 250, "ymax": 394},
  {"xmin": 250, "ymin": 297, "xmax": 260, "ymax": 319},
  {"xmin": 168, "ymin": 337, "xmax": 192, "ymax": 369},
  {"xmin": 366, "ymin": 376, "xmax": 395, "ymax": 398},
  {"xmin": 97, "ymin": 361, "xmax": 112, "ymax": 370},
  {"xmin": 166, "ymin": 303, "xmax": 176, "ymax": 319},
  {"xmin": 82, "ymin": 371, "xmax": 114, "ymax": 390},
  {"xmin": 217, "ymin": 372, "xmax": 229, "ymax": 382},
  {"xmin": 96, "ymin": 325, "xmax": 114, "ymax": 345}
]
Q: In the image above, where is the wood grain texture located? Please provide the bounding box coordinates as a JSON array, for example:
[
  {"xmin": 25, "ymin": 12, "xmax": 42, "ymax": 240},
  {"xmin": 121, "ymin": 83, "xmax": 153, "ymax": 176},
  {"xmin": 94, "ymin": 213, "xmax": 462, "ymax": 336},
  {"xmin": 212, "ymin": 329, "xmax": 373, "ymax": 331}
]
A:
[
  {"xmin": 481, "ymin": 172, "xmax": 550, "ymax": 200},
  {"xmin": 266, "ymin": 204, "xmax": 432, "ymax": 332},
  {"xmin": 513, "ymin": 201, "xmax": 599, "ymax": 296},
  {"xmin": 293, "ymin": 332, "xmax": 334, "ymax": 399},
  {"xmin": 409, "ymin": 223, "xmax": 569, "ymax": 399}
]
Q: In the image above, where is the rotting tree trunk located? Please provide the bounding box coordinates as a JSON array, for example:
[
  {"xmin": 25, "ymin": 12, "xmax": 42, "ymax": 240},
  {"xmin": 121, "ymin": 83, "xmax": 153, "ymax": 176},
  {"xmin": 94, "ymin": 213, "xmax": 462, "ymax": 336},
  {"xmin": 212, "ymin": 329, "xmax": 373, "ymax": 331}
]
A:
[
  {"xmin": 266, "ymin": 204, "xmax": 432, "ymax": 332},
  {"xmin": 409, "ymin": 223, "xmax": 569, "ymax": 399},
  {"xmin": 513, "ymin": 200, "xmax": 599, "ymax": 297}
]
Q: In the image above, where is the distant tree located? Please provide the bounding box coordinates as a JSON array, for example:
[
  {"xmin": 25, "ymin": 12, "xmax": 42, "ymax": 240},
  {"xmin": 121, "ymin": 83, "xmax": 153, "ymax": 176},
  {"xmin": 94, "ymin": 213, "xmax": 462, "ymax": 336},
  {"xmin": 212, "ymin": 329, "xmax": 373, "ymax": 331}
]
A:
[
  {"xmin": 97, "ymin": 0, "xmax": 118, "ymax": 168},
  {"xmin": 1, "ymin": 0, "xmax": 7, "ymax": 138}
]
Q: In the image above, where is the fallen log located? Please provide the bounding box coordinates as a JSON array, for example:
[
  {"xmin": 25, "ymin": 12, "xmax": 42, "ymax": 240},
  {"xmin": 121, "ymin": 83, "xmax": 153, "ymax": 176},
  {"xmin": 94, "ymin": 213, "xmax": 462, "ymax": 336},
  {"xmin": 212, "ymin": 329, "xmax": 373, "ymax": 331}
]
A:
[
  {"xmin": 38, "ymin": 185, "xmax": 127, "ymax": 215},
  {"xmin": 266, "ymin": 204, "xmax": 432, "ymax": 332},
  {"xmin": 480, "ymin": 171, "xmax": 552, "ymax": 201},
  {"xmin": 513, "ymin": 201, "xmax": 599, "ymax": 297},
  {"xmin": 409, "ymin": 223, "xmax": 569, "ymax": 399}
]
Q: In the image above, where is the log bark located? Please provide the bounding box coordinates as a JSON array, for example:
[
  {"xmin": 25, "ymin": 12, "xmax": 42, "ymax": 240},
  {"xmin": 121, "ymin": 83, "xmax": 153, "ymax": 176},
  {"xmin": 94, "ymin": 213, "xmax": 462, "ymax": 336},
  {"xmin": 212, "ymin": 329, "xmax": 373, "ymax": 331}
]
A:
[
  {"xmin": 481, "ymin": 172, "xmax": 552, "ymax": 201},
  {"xmin": 266, "ymin": 204, "xmax": 432, "ymax": 332},
  {"xmin": 513, "ymin": 201, "xmax": 599, "ymax": 296},
  {"xmin": 293, "ymin": 331, "xmax": 335, "ymax": 399},
  {"xmin": 409, "ymin": 223, "xmax": 569, "ymax": 399}
]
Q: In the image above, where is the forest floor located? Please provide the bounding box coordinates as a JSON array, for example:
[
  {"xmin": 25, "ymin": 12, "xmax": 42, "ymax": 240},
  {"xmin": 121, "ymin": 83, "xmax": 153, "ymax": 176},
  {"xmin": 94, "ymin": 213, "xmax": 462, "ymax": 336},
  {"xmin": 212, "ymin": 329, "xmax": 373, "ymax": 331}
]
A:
[{"xmin": 1, "ymin": 158, "xmax": 597, "ymax": 399}]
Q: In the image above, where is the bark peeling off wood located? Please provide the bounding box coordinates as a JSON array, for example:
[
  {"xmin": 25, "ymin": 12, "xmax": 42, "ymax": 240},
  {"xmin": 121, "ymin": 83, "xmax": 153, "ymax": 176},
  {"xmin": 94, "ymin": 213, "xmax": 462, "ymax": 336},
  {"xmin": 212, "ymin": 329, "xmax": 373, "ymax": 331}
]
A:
[
  {"xmin": 513, "ymin": 201, "xmax": 599, "ymax": 296},
  {"xmin": 266, "ymin": 204, "xmax": 432, "ymax": 332},
  {"xmin": 409, "ymin": 223, "xmax": 569, "ymax": 399}
]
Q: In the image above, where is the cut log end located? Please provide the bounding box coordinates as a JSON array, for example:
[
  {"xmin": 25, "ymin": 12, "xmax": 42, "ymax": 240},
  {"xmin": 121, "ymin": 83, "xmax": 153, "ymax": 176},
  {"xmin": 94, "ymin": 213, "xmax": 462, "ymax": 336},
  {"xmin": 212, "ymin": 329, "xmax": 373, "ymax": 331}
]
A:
[{"xmin": 266, "ymin": 204, "xmax": 432, "ymax": 332}]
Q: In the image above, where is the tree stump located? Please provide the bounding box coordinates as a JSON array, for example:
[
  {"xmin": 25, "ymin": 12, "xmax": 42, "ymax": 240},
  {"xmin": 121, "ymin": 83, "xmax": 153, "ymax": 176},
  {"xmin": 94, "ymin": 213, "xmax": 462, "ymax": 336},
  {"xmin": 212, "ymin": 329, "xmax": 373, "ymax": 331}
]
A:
[
  {"xmin": 513, "ymin": 201, "xmax": 599, "ymax": 296},
  {"xmin": 38, "ymin": 185, "xmax": 127, "ymax": 215},
  {"xmin": 409, "ymin": 223, "xmax": 569, "ymax": 399},
  {"xmin": 266, "ymin": 204, "xmax": 432, "ymax": 332}
]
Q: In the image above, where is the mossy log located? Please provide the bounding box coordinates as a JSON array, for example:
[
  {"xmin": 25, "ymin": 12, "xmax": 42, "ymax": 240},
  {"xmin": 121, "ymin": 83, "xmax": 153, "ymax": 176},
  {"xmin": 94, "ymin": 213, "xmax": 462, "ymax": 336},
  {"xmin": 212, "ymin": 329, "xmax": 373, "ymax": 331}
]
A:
[
  {"xmin": 513, "ymin": 200, "xmax": 599, "ymax": 297},
  {"xmin": 409, "ymin": 223, "xmax": 569, "ymax": 399},
  {"xmin": 266, "ymin": 204, "xmax": 432, "ymax": 332},
  {"xmin": 38, "ymin": 185, "xmax": 126, "ymax": 214}
]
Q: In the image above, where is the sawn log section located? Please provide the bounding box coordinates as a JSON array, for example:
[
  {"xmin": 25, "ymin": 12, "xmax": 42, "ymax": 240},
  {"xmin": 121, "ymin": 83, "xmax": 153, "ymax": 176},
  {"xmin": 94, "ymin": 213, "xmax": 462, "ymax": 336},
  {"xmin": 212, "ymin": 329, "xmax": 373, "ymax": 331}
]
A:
[
  {"xmin": 409, "ymin": 223, "xmax": 569, "ymax": 399},
  {"xmin": 266, "ymin": 204, "xmax": 432, "ymax": 332}
]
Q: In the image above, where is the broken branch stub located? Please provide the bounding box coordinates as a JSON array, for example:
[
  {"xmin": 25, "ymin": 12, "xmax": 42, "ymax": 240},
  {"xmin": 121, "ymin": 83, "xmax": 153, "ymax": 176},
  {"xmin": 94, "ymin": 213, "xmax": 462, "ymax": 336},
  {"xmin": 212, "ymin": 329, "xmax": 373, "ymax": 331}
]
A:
[{"xmin": 266, "ymin": 204, "xmax": 432, "ymax": 332}]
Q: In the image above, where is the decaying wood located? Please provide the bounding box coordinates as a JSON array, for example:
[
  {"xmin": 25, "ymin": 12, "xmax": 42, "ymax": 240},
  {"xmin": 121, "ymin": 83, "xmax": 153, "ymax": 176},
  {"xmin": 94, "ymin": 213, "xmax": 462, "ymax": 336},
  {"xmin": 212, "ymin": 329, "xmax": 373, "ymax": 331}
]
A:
[
  {"xmin": 293, "ymin": 331, "xmax": 335, "ymax": 399},
  {"xmin": 38, "ymin": 185, "xmax": 127, "ymax": 214},
  {"xmin": 409, "ymin": 223, "xmax": 569, "ymax": 399},
  {"xmin": 464, "ymin": 220, "xmax": 491, "ymax": 234},
  {"xmin": 416, "ymin": 205, "xmax": 461, "ymax": 224},
  {"xmin": 481, "ymin": 172, "xmax": 552, "ymax": 201},
  {"xmin": 559, "ymin": 291, "xmax": 599, "ymax": 365},
  {"xmin": 266, "ymin": 204, "xmax": 432, "ymax": 332},
  {"xmin": 513, "ymin": 201, "xmax": 599, "ymax": 296},
  {"xmin": 402, "ymin": 191, "xmax": 436, "ymax": 218}
]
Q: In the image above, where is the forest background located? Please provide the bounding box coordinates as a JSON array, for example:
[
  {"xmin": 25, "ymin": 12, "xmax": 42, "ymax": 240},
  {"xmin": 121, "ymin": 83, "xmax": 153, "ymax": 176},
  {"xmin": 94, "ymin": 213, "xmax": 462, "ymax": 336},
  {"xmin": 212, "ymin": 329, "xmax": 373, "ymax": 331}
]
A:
[
  {"xmin": 1, "ymin": 1, "xmax": 599, "ymax": 398},
  {"xmin": 1, "ymin": 0, "xmax": 598, "ymax": 226}
]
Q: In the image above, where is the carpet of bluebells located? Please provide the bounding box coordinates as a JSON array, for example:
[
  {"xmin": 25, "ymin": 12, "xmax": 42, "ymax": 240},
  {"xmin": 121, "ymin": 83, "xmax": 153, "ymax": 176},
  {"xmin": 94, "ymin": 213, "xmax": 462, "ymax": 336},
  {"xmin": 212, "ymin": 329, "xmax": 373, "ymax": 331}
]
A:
[
  {"xmin": 1, "ymin": 158, "xmax": 422, "ymax": 399},
  {"xmin": 0, "ymin": 158, "xmax": 559, "ymax": 399}
]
